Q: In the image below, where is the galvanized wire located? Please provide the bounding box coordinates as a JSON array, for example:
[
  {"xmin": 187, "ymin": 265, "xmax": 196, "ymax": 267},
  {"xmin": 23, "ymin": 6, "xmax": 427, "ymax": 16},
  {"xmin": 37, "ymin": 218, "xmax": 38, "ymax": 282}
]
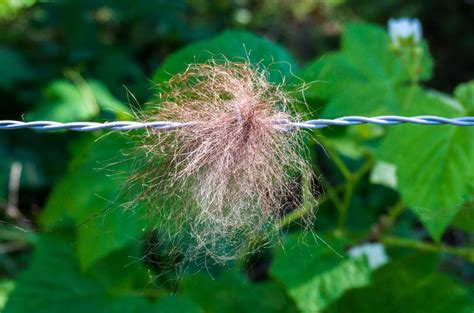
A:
[{"xmin": 1, "ymin": 116, "xmax": 474, "ymax": 132}]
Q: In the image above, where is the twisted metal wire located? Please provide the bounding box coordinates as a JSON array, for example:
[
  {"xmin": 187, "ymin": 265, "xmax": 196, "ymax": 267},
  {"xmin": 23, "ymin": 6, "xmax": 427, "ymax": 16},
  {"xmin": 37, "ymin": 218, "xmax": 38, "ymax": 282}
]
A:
[{"xmin": 1, "ymin": 116, "xmax": 474, "ymax": 132}]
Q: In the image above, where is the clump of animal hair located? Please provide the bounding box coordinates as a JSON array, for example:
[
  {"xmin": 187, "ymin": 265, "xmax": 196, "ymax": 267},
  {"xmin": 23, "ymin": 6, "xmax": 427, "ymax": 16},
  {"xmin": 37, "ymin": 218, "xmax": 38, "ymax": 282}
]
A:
[{"xmin": 127, "ymin": 59, "xmax": 315, "ymax": 265}]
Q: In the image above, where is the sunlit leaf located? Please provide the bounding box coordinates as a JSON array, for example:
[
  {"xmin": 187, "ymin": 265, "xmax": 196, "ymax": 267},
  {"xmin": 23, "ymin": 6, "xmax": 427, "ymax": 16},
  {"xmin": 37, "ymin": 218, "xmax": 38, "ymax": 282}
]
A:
[
  {"xmin": 301, "ymin": 23, "xmax": 433, "ymax": 117},
  {"xmin": 325, "ymin": 253, "xmax": 474, "ymax": 313},
  {"xmin": 270, "ymin": 233, "xmax": 371, "ymax": 312},
  {"xmin": 378, "ymin": 88, "xmax": 474, "ymax": 240},
  {"xmin": 26, "ymin": 79, "xmax": 130, "ymax": 122}
]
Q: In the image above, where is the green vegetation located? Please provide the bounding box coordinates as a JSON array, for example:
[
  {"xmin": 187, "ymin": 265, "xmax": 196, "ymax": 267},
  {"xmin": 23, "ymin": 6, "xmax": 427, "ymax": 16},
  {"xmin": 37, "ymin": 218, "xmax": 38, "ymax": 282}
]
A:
[{"xmin": 1, "ymin": 1, "xmax": 473, "ymax": 312}]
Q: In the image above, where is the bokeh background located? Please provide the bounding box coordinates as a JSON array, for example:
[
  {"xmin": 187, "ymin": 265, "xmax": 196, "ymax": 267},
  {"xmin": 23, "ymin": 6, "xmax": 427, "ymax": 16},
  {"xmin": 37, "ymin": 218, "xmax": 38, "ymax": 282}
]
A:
[{"xmin": 0, "ymin": 1, "xmax": 473, "ymax": 312}]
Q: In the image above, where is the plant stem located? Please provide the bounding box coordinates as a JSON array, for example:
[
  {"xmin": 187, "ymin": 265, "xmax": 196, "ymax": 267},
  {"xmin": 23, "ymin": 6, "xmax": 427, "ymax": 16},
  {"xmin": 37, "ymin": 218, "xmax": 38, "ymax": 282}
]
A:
[
  {"xmin": 279, "ymin": 194, "xmax": 328, "ymax": 229},
  {"xmin": 321, "ymin": 176, "xmax": 344, "ymax": 211},
  {"xmin": 381, "ymin": 236, "xmax": 474, "ymax": 263},
  {"xmin": 324, "ymin": 143, "xmax": 353, "ymax": 181},
  {"xmin": 336, "ymin": 156, "xmax": 374, "ymax": 233},
  {"xmin": 109, "ymin": 287, "xmax": 167, "ymax": 299},
  {"xmin": 337, "ymin": 182, "xmax": 354, "ymax": 232},
  {"xmin": 279, "ymin": 147, "xmax": 374, "ymax": 230},
  {"xmin": 387, "ymin": 199, "xmax": 406, "ymax": 220},
  {"xmin": 352, "ymin": 156, "xmax": 375, "ymax": 181}
]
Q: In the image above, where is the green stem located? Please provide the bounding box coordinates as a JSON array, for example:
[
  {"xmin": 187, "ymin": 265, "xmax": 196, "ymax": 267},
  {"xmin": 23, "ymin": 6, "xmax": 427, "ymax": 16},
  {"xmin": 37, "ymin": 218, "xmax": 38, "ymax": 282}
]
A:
[
  {"xmin": 409, "ymin": 46, "xmax": 423, "ymax": 86},
  {"xmin": 279, "ymin": 148, "xmax": 374, "ymax": 230},
  {"xmin": 324, "ymin": 143, "xmax": 353, "ymax": 181},
  {"xmin": 336, "ymin": 182, "xmax": 354, "ymax": 232},
  {"xmin": 387, "ymin": 199, "xmax": 406, "ymax": 220},
  {"xmin": 353, "ymin": 156, "xmax": 375, "ymax": 181},
  {"xmin": 336, "ymin": 156, "xmax": 374, "ymax": 232},
  {"xmin": 279, "ymin": 194, "xmax": 328, "ymax": 228},
  {"xmin": 109, "ymin": 287, "xmax": 167, "ymax": 299},
  {"xmin": 381, "ymin": 236, "xmax": 474, "ymax": 263},
  {"xmin": 321, "ymin": 177, "xmax": 344, "ymax": 211},
  {"xmin": 358, "ymin": 199, "xmax": 406, "ymax": 242}
]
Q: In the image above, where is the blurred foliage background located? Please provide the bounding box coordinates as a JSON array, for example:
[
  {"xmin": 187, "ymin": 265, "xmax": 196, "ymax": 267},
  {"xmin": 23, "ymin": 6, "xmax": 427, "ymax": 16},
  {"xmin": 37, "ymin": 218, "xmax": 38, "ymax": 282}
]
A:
[{"xmin": 0, "ymin": 0, "xmax": 473, "ymax": 312}]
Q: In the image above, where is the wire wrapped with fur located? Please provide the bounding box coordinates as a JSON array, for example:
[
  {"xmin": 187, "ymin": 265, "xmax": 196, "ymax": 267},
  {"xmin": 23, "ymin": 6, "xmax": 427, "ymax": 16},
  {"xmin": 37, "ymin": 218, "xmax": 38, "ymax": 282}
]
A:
[{"xmin": 127, "ymin": 59, "xmax": 315, "ymax": 264}]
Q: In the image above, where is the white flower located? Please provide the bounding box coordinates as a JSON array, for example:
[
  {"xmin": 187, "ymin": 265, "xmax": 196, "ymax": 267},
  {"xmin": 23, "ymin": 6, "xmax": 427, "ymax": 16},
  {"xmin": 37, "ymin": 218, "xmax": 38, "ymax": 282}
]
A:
[
  {"xmin": 370, "ymin": 161, "xmax": 397, "ymax": 189},
  {"xmin": 348, "ymin": 243, "xmax": 389, "ymax": 269},
  {"xmin": 388, "ymin": 17, "xmax": 422, "ymax": 45}
]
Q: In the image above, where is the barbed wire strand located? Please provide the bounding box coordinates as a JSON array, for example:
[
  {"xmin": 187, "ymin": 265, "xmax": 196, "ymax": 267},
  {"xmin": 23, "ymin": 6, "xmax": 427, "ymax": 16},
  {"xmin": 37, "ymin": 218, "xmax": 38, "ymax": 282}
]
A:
[{"xmin": 0, "ymin": 116, "xmax": 474, "ymax": 132}]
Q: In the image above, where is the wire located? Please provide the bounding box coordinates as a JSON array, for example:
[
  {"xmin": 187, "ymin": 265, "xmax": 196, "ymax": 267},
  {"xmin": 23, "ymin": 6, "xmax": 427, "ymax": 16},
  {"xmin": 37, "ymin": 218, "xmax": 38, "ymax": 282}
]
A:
[
  {"xmin": 291, "ymin": 116, "xmax": 474, "ymax": 128},
  {"xmin": 0, "ymin": 116, "xmax": 474, "ymax": 132}
]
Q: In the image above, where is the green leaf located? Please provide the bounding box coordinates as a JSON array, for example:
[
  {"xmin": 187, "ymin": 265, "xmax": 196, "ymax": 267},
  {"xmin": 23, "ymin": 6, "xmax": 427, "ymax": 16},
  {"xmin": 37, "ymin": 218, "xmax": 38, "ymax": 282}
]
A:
[
  {"xmin": 301, "ymin": 23, "xmax": 433, "ymax": 117},
  {"xmin": 153, "ymin": 296, "xmax": 202, "ymax": 313},
  {"xmin": 26, "ymin": 80, "xmax": 99, "ymax": 122},
  {"xmin": 4, "ymin": 233, "xmax": 193, "ymax": 313},
  {"xmin": 0, "ymin": 0, "xmax": 36, "ymax": 21},
  {"xmin": 26, "ymin": 79, "xmax": 130, "ymax": 122},
  {"xmin": 453, "ymin": 206, "xmax": 474, "ymax": 233},
  {"xmin": 0, "ymin": 280, "xmax": 14, "ymax": 311},
  {"xmin": 39, "ymin": 134, "xmax": 147, "ymax": 269},
  {"xmin": 454, "ymin": 80, "xmax": 474, "ymax": 114},
  {"xmin": 76, "ymin": 205, "xmax": 148, "ymax": 270},
  {"xmin": 324, "ymin": 253, "xmax": 474, "ymax": 313},
  {"xmin": 40, "ymin": 134, "xmax": 130, "ymax": 225},
  {"xmin": 180, "ymin": 271, "xmax": 297, "ymax": 313},
  {"xmin": 87, "ymin": 80, "xmax": 132, "ymax": 119},
  {"xmin": 341, "ymin": 23, "xmax": 410, "ymax": 83},
  {"xmin": 0, "ymin": 48, "xmax": 34, "ymax": 89},
  {"xmin": 152, "ymin": 30, "xmax": 297, "ymax": 84},
  {"xmin": 378, "ymin": 88, "xmax": 474, "ymax": 240},
  {"xmin": 270, "ymin": 233, "xmax": 371, "ymax": 312}
]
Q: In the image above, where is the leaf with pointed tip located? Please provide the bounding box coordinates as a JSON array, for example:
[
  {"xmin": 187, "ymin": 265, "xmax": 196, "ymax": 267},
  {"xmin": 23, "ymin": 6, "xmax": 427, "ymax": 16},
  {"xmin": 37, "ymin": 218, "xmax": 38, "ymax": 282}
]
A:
[
  {"xmin": 325, "ymin": 253, "xmax": 474, "ymax": 313},
  {"xmin": 301, "ymin": 23, "xmax": 432, "ymax": 117},
  {"xmin": 378, "ymin": 87, "xmax": 474, "ymax": 240},
  {"xmin": 270, "ymin": 233, "xmax": 371, "ymax": 312}
]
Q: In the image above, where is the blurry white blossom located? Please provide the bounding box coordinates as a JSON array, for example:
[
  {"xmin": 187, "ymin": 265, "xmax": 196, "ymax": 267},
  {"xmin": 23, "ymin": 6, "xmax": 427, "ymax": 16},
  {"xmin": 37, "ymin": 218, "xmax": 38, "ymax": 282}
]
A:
[
  {"xmin": 370, "ymin": 161, "xmax": 397, "ymax": 189},
  {"xmin": 348, "ymin": 243, "xmax": 389, "ymax": 269},
  {"xmin": 388, "ymin": 18, "xmax": 422, "ymax": 45}
]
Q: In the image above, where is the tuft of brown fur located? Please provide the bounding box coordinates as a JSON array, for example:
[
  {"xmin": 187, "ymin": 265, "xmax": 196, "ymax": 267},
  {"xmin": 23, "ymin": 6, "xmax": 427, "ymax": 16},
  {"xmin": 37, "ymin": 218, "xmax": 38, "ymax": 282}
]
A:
[{"xmin": 127, "ymin": 59, "xmax": 314, "ymax": 264}]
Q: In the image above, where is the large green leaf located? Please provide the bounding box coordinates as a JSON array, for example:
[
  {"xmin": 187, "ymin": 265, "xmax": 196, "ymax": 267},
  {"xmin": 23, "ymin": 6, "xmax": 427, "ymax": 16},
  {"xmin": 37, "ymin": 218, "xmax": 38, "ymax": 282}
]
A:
[
  {"xmin": 378, "ymin": 87, "xmax": 474, "ymax": 240},
  {"xmin": 180, "ymin": 271, "xmax": 297, "ymax": 313},
  {"xmin": 435, "ymin": 81, "xmax": 474, "ymax": 235},
  {"xmin": 152, "ymin": 30, "xmax": 298, "ymax": 84},
  {"xmin": 39, "ymin": 133, "xmax": 147, "ymax": 269},
  {"xmin": 301, "ymin": 23, "xmax": 432, "ymax": 117},
  {"xmin": 269, "ymin": 233, "xmax": 371, "ymax": 313},
  {"xmin": 3, "ymin": 233, "xmax": 200, "ymax": 313},
  {"xmin": 324, "ymin": 253, "xmax": 474, "ymax": 313}
]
